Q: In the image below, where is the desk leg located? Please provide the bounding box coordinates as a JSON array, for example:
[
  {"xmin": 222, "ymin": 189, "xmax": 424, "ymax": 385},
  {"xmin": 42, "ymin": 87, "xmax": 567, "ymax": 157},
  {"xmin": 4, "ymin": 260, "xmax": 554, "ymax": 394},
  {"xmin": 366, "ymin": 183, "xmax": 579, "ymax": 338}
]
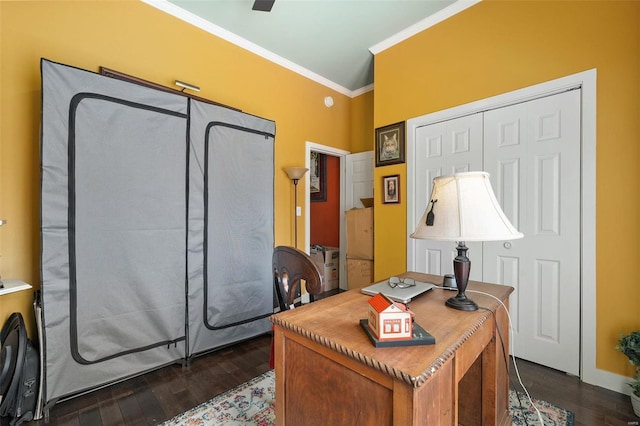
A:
[
  {"xmin": 402, "ymin": 358, "xmax": 455, "ymax": 425},
  {"xmin": 274, "ymin": 325, "xmax": 286, "ymax": 426},
  {"xmin": 482, "ymin": 302, "xmax": 510, "ymax": 426}
]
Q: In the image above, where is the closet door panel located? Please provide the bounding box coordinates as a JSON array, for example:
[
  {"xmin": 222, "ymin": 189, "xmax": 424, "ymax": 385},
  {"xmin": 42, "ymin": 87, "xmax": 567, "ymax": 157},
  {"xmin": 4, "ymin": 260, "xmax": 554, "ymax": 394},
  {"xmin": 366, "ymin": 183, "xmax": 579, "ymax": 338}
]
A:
[
  {"xmin": 483, "ymin": 90, "xmax": 581, "ymax": 375},
  {"xmin": 188, "ymin": 100, "xmax": 275, "ymax": 356},
  {"xmin": 73, "ymin": 97, "xmax": 187, "ymax": 362},
  {"xmin": 40, "ymin": 59, "xmax": 187, "ymax": 405},
  {"xmin": 411, "ymin": 114, "xmax": 483, "ymax": 278}
]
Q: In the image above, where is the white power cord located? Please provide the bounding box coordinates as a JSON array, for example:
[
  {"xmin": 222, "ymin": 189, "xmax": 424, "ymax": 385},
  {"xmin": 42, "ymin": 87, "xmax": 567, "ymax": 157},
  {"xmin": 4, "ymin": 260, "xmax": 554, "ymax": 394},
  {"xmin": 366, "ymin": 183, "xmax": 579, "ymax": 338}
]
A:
[{"xmin": 435, "ymin": 286, "xmax": 546, "ymax": 425}]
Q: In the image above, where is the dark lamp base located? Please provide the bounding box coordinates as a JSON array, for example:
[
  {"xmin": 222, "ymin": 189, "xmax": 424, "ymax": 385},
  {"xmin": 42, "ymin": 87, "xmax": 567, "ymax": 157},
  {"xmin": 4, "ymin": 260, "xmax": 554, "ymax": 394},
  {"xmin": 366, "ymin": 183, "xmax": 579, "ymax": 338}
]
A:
[{"xmin": 445, "ymin": 294, "xmax": 478, "ymax": 311}]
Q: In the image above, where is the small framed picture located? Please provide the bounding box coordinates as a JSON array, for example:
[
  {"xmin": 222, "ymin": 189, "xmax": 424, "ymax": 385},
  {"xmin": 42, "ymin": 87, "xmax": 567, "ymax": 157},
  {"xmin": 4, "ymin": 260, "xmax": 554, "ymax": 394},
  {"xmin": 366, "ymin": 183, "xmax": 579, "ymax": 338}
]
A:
[
  {"xmin": 375, "ymin": 121, "xmax": 405, "ymax": 167},
  {"xmin": 383, "ymin": 175, "xmax": 400, "ymax": 204},
  {"xmin": 310, "ymin": 151, "xmax": 326, "ymax": 202}
]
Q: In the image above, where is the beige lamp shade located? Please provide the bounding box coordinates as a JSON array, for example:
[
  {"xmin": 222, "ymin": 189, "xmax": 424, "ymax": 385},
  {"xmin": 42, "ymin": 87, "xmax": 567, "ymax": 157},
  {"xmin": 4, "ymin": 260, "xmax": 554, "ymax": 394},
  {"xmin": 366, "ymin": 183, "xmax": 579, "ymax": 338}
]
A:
[
  {"xmin": 284, "ymin": 167, "xmax": 308, "ymax": 181},
  {"xmin": 411, "ymin": 172, "xmax": 523, "ymax": 242}
]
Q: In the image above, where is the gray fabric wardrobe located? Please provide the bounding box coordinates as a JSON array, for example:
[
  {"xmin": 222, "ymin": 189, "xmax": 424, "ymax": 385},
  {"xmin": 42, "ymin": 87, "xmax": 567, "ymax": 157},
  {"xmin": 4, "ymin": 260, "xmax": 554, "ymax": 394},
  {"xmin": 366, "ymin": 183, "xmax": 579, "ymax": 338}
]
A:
[{"xmin": 40, "ymin": 59, "xmax": 275, "ymax": 408}]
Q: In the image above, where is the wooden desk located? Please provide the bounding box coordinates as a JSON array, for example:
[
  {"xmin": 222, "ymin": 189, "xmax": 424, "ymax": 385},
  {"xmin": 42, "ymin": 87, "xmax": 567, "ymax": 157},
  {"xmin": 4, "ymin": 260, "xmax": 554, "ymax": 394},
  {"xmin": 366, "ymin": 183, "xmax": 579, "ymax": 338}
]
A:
[{"xmin": 270, "ymin": 272, "xmax": 513, "ymax": 426}]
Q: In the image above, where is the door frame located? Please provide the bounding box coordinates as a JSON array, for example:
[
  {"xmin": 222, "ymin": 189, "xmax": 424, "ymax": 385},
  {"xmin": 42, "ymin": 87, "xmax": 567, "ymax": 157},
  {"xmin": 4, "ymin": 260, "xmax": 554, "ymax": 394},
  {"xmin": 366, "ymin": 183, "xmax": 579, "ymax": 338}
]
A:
[
  {"xmin": 406, "ymin": 69, "xmax": 597, "ymax": 384},
  {"xmin": 304, "ymin": 142, "xmax": 350, "ymax": 292}
]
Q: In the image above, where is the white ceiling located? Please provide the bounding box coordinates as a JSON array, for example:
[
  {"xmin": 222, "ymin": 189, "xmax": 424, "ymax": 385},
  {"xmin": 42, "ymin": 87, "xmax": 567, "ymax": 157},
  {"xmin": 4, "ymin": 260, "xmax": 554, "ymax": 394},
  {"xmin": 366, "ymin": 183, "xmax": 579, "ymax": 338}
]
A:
[{"xmin": 145, "ymin": 0, "xmax": 477, "ymax": 96}]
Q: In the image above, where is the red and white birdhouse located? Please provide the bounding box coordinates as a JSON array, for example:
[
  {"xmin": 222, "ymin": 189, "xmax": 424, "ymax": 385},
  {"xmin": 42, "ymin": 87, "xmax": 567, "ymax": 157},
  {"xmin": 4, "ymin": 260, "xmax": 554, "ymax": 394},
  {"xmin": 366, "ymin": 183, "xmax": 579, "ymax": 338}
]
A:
[{"xmin": 367, "ymin": 293, "xmax": 414, "ymax": 341}]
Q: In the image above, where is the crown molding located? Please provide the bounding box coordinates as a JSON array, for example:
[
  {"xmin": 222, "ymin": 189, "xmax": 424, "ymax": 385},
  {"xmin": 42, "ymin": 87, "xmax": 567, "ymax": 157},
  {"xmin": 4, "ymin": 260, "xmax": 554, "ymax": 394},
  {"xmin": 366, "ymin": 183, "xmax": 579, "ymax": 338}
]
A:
[
  {"xmin": 141, "ymin": 0, "xmax": 477, "ymax": 98},
  {"xmin": 369, "ymin": 0, "xmax": 481, "ymax": 55},
  {"xmin": 351, "ymin": 83, "xmax": 374, "ymax": 98}
]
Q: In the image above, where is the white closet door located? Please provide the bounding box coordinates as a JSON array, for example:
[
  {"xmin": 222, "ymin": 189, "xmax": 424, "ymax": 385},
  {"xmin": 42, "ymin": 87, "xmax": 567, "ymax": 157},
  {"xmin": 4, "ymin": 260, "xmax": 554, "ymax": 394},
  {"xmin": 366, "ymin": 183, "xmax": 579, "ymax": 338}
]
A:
[
  {"xmin": 411, "ymin": 114, "xmax": 483, "ymax": 279},
  {"xmin": 483, "ymin": 90, "xmax": 581, "ymax": 375}
]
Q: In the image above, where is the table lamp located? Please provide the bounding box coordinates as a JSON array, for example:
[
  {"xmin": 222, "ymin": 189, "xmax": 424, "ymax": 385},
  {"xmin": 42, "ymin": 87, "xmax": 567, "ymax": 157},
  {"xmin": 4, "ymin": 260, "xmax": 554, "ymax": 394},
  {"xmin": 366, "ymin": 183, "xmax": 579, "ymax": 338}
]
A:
[{"xmin": 410, "ymin": 172, "xmax": 523, "ymax": 311}]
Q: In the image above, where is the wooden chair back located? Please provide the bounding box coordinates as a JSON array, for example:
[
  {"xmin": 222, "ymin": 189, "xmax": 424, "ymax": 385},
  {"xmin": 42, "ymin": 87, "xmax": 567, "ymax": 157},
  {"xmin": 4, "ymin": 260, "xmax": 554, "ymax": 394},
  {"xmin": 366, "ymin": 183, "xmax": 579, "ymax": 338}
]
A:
[{"xmin": 273, "ymin": 246, "xmax": 323, "ymax": 310}]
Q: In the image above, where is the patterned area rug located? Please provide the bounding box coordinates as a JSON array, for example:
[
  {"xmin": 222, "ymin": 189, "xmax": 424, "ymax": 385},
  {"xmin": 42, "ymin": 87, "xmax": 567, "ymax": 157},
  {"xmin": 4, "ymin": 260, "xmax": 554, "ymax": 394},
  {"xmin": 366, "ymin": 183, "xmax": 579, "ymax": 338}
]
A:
[
  {"xmin": 161, "ymin": 371, "xmax": 276, "ymax": 426},
  {"xmin": 162, "ymin": 370, "xmax": 574, "ymax": 425},
  {"xmin": 510, "ymin": 389, "xmax": 574, "ymax": 425}
]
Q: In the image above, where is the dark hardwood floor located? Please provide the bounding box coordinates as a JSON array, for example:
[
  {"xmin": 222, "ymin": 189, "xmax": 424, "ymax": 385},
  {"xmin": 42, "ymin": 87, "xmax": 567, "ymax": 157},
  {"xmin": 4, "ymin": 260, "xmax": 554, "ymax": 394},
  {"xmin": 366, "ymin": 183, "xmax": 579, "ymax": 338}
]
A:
[
  {"xmin": 24, "ymin": 334, "xmax": 273, "ymax": 426},
  {"xmin": 8, "ymin": 326, "xmax": 639, "ymax": 425},
  {"xmin": 509, "ymin": 357, "xmax": 637, "ymax": 425}
]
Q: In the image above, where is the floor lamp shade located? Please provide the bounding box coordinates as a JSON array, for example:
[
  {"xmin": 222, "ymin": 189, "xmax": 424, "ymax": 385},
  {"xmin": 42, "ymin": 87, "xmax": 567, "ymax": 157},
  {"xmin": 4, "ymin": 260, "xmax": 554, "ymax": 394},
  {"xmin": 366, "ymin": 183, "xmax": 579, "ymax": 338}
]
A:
[
  {"xmin": 410, "ymin": 172, "xmax": 523, "ymax": 310},
  {"xmin": 284, "ymin": 167, "xmax": 308, "ymax": 183}
]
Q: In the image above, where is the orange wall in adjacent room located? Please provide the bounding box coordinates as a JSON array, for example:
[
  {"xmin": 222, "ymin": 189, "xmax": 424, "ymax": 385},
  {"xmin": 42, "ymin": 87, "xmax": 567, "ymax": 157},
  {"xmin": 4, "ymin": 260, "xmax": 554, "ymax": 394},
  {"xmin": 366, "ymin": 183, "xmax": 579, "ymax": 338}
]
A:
[{"xmin": 310, "ymin": 155, "xmax": 340, "ymax": 248}]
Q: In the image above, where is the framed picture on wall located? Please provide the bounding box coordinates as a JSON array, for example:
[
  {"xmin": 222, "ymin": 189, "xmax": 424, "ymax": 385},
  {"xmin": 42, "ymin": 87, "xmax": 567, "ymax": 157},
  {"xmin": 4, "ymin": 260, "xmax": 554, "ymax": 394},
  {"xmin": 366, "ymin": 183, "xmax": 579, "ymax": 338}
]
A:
[
  {"xmin": 375, "ymin": 121, "xmax": 405, "ymax": 167},
  {"xmin": 310, "ymin": 151, "xmax": 326, "ymax": 202},
  {"xmin": 383, "ymin": 175, "xmax": 400, "ymax": 204}
]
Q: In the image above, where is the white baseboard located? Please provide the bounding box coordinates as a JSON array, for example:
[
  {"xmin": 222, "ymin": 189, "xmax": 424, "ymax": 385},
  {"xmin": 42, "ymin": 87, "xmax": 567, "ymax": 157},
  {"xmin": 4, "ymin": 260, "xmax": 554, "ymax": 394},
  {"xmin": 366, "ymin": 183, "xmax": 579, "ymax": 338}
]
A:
[{"xmin": 585, "ymin": 367, "xmax": 634, "ymax": 397}]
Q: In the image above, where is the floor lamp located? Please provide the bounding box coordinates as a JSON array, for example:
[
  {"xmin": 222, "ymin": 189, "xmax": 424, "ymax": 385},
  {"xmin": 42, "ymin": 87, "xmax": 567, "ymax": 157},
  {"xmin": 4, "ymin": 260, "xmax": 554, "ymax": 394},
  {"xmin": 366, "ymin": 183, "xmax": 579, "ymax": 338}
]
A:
[
  {"xmin": 410, "ymin": 172, "xmax": 523, "ymax": 311},
  {"xmin": 284, "ymin": 167, "xmax": 308, "ymax": 248}
]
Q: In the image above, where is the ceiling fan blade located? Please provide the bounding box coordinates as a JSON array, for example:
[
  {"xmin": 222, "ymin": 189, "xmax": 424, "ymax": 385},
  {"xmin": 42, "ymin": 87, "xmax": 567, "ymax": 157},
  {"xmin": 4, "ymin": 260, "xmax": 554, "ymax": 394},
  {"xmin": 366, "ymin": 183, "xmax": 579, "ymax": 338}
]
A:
[{"xmin": 252, "ymin": 0, "xmax": 275, "ymax": 12}]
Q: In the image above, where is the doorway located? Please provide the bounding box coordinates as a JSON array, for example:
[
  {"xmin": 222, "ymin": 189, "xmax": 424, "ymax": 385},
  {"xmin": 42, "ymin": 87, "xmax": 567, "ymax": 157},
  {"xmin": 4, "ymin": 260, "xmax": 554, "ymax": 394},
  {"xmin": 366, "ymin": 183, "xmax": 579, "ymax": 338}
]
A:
[
  {"xmin": 304, "ymin": 143, "xmax": 349, "ymax": 292},
  {"xmin": 303, "ymin": 143, "xmax": 374, "ymax": 294},
  {"xmin": 410, "ymin": 90, "xmax": 581, "ymax": 375},
  {"xmin": 406, "ymin": 69, "xmax": 596, "ymax": 382}
]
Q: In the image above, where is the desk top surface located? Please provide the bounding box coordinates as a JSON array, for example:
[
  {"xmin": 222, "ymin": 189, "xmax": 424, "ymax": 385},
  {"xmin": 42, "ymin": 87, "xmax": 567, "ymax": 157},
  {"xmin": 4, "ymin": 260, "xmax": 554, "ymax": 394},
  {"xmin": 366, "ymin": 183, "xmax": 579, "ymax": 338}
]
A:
[{"xmin": 271, "ymin": 272, "xmax": 513, "ymax": 388}]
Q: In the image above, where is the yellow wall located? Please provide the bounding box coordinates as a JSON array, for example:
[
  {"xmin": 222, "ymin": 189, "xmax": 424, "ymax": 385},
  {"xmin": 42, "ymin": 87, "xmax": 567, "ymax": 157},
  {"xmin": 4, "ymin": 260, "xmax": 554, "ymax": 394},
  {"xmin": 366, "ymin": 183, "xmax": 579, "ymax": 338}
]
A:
[
  {"xmin": 0, "ymin": 1, "xmax": 370, "ymax": 336},
  {"xmin": 350, "ymin": 90, "xmax": 374, "ymax": 153},
  {"xmin": 373, "ymin": 0, "xmax": 640, "ymax": 377}
]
